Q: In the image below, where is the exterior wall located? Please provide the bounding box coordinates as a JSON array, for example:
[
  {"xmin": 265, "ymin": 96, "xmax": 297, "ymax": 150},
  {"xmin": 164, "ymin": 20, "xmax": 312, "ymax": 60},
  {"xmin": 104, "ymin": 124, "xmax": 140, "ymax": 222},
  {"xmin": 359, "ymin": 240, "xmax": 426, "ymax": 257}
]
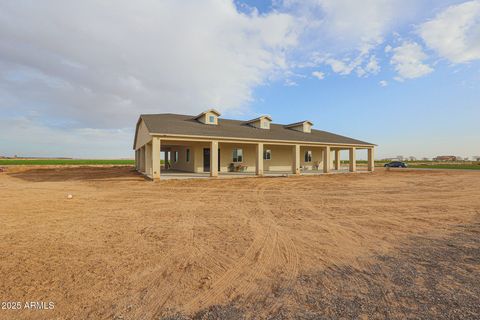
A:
[
  {"xmin": 169, "ymin": 145, "xmax": 196, "ymax": 172},
  {"xmin": 135, "ymin": 119, "xmax": 151, "ymax": 150},
  {"xmin": 219, "ymin": 143, "xmax": 256, "ymax": 173},
  {"xmin": 300, "ymin": 146, "xmax": 324, "ymax": 170},
  {"xmin": 263, "ymin": 145, "xmax": 293, "ymax": 172}
]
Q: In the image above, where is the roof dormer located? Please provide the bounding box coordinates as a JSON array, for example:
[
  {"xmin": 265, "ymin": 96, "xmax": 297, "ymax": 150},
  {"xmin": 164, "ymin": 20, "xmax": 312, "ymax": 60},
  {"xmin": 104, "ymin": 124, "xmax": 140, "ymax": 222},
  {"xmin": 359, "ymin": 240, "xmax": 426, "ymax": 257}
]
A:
[
  {"xmin": 285, "ymin": 120, "xmax": 313, "ymax": 133},
  {"xmin": 245, "ymin": 115, "xmax": 272, "ymax": 129},
  {"xmin": 194, "ymin": 109, "xmax": 221, "ymax": 125}
]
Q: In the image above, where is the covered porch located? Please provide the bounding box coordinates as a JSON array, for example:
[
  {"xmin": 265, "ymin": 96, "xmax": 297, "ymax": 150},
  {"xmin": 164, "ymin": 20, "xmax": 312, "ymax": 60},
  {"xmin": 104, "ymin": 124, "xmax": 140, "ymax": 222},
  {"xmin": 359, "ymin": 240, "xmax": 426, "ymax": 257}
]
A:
[{"xmin": 134, "ymin": 137, "xmax": 375, "ymax": 181}]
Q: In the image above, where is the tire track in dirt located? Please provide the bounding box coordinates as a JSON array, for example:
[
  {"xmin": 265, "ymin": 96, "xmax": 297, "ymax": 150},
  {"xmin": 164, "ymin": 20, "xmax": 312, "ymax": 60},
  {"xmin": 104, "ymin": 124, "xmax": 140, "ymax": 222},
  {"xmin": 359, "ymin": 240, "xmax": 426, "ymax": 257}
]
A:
[
  {"xmin": 182, "ymin": 179, "xmax": 279, "ymax": 313},
  {"xmin": 183, "ymin": 179, "xmax": 300, "ymax": 315},
  {"xmin": 128, "ymin": 205, "xmax": 199, "ymax": 319},
  {"xmin": 250, "ymin": 179, "xmax": 299, "ymax": 314}
]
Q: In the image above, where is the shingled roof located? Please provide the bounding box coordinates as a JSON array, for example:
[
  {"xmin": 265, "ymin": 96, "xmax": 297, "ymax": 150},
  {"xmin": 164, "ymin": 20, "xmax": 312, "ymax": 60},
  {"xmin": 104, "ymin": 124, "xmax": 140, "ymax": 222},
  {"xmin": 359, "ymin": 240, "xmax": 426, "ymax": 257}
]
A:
[{"xmin": 136, "ymin": 113, "xmax": 374, "ymax": 147}]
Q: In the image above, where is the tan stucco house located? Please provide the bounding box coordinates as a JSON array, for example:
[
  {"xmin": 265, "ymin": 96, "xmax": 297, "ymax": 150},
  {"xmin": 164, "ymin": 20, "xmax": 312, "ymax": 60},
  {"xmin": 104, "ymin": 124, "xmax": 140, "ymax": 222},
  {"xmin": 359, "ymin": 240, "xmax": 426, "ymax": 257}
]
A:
[{"xmin": 133, "ymin": 109, "xmax": 375, "ymax": 180}]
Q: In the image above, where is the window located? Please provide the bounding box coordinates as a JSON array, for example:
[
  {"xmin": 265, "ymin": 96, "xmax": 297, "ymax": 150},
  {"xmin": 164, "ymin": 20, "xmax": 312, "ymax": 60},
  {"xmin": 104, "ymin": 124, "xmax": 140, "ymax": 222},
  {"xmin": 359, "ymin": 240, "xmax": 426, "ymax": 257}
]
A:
[
  {"xmin": 233, "ymin": 148, "xmax": 243, "ymax": 162},
  {"xmin": 186, "ymin": 148, "xmax": 190, "ymax": 162},
  {"xmin": 262, "ymin": 121, "xmax": 268, "ymax": 129},
  {"xmin": 174, "ymin": 151, "xmax": 179, "ymax": 163},
  {"xmin": 263, "ymin": 149, "xmax": 271, "ymax": 160},
  {"xmin": 305, "ymin": 150, "xmax": 312, "ymax": 162},
  {"xmin": 209, "ymin": 115, "xmax": 215, "ymax": 123}
]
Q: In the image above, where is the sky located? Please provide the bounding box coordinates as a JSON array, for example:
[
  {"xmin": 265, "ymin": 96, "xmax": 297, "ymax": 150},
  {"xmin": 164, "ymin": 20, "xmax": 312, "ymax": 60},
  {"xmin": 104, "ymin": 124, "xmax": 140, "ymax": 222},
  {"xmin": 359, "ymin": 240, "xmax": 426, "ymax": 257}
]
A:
[{"xmin": 0, "ymin": 0, "xmax": 479, "ymax": 159}]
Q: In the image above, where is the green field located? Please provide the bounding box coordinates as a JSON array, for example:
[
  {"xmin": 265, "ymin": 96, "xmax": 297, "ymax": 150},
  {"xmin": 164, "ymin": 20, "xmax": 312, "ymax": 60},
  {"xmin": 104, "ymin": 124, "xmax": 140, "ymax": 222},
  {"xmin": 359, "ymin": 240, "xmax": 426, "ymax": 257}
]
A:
[
  {"xmin": 0, "ymin": 159, "xmax": 135, "ymax": 166},
  {"xmin": 406, "ymin": 164, "xmax": 480, "ymax": 170}
]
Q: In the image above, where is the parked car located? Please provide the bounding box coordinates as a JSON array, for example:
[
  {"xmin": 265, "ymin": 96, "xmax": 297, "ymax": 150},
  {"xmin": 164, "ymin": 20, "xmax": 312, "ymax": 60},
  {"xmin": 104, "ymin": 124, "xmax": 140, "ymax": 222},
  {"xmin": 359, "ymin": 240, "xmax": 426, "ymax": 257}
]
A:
[{"xmin": 384, "ymin": 161, "xmax": 408, "ymax": 168}]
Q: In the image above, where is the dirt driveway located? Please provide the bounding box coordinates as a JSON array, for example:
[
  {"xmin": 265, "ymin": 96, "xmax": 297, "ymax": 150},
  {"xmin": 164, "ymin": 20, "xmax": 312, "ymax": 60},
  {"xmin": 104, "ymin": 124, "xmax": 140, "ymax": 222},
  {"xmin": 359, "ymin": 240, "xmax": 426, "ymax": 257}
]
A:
[{"xmin": 1, "ymin": 167, "xmax": 479, "ymax": 319}]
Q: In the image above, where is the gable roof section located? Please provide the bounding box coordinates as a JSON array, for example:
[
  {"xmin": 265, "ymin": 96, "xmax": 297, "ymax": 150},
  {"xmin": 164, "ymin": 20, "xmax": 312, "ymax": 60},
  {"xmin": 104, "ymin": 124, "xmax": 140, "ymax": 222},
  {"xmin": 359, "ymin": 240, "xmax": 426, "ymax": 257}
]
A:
[
  {"xmin": 285, "ymin": 120, "xmax": 313, "ymax": 128},
  {"xmin": 244, "ymin": 115, "xmax": 272, "ymax": 124},
  {"xmin": 136, "ymin": 113, "xmax": 374, "ymax": 148},
  {"xmin": 194, "ymin": 108, "xmax": 221, "ymax": 119}
]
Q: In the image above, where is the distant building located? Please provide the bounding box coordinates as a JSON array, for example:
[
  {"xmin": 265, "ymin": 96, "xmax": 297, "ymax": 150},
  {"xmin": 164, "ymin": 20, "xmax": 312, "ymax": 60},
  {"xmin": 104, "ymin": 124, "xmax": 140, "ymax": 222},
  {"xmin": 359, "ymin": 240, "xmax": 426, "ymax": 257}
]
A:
[{"xmin": 433, "ymin": 155, "xmax": 457, "ymax": 161}]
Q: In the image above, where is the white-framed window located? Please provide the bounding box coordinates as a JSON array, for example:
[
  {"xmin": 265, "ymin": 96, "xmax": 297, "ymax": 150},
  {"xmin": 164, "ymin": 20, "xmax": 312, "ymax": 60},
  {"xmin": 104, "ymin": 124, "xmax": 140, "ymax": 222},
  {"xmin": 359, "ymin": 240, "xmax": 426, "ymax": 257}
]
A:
[
  {"xmin": 232, "ymin": 148, "xmax": 243, "ymax": 162},
  {"xmin": 186, "ymin": 148, "xmax": 190, "ymax": 162},
  {"xmin": 262, "ymin": 121, "xmax": 269, "ymax": 129},
  {"xmin": 209, "ymin": 115, "xmax": 215, "ymax": 123},
  {"xmin": 174, "ymin": 151, "xmax": 179, "ymax": 162},
  {"xmin": 263, "ymin": 149, "xmax": 271, "ymax": 160},
  {"xmin": 305, "ymin": 150, "xmax": 312, "ymax": 163}
]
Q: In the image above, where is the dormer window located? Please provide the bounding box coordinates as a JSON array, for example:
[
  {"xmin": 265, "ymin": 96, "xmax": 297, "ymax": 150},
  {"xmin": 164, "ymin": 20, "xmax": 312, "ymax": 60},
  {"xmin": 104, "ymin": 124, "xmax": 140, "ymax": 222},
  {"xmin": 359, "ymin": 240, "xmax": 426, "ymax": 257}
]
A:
[
  {"xmin": 194, "ymin": 109, "xmax": 221, "ymax": 125},
  {"xmin": 285, "ymin": 121, "xmax": 314, "ymax": 133},
  {"xmin": 245, "ymin": 115, "xmax": 272, "ymax": 130}
]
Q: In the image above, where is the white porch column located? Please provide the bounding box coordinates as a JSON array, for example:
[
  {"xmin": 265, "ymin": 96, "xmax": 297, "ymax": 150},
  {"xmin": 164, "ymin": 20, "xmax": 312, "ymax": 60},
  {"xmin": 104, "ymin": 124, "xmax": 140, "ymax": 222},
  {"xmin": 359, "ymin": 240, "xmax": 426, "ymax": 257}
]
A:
[
  {"xmin": 349, "ymin": 147, "xmax": 356, "ymax": 172},
  {"xmin": 323, "ymin": 146, "xmax": 330, "ymax": 173},
  {"xmin": 140, "ymin": 146, "xmax": 145, "ymax": 173},
  {"xmin": 255, "ymin": 143, "xmax": 264, "ymax": 176},
  {"xmin": 134, "ymin": 149, "xmax": 138, "ymax": 170},
  {"xmin": 292, "ymin": 144, "xmax": 300, "ymax": 174},
  {"xmin": 334, "ymin": 149, "xmax": 340, "ymax": 170},
  {"xmin": 210, "ymin": 140, "xmax": 218, "ymax": 177},
  {"xmin": 145, "ymin": 142, "xmax": 152, "ymax": 176},
  {"xmin": 152, "ymin": 137, "xmax": 161, "ymax": 181},
  {"xmin": 368, "ymin": 148, "xmax": 375, "ymax": 172}
]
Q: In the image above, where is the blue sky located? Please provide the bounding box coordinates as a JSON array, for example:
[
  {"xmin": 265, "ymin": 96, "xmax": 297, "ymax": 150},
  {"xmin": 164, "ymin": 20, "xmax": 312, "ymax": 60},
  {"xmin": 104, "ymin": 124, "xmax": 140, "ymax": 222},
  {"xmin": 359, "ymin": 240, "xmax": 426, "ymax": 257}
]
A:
[{"xmin": 0, "ymin": 0, "xmax": 479, "ymax": 159}]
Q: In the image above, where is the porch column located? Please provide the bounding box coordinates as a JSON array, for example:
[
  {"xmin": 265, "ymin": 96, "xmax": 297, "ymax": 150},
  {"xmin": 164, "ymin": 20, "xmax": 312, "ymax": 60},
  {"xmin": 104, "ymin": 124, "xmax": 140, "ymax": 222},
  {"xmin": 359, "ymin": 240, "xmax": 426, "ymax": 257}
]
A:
[
  {"xmin": 145, "ymin": 142, "xmax": 152, "ymax": 176},
  {"xmin": 210, "ymin": 140, "xmax": 218, "ymax": 177},
  {"xmin": 255, "ymin": 143, "xmax": 264, "ymax": 176},
  {"xmin": 140, "ymin": 146, "xmax": 145, "ymax": 173},
  {"xmin": 292, "ymin": 144, "xmax": 300, "ymax": 174},
  {"xmin": 349, "ymin": 147, "xmax": 356, "ymax": 172},
  {"xmin": 165, "ymin": 150, "xmax": 169, "ymax": 170},
  {"xmin": 334, "ymin": 149, "xmax": 340, "ymax": 170},
  {"xmin": 323, "ymin": 146, "xmax": 330, "ymax": 173},
  {"xmin": 368, "ymin": 148, "xmax": 375, "ymax": 172},
  {"xmin": 152, "ymin": 137, "xmax": 161, "ymax": 181},
  {"xmin": 134, "ymin": 149, "xmax": 138, "ymax": 171}
]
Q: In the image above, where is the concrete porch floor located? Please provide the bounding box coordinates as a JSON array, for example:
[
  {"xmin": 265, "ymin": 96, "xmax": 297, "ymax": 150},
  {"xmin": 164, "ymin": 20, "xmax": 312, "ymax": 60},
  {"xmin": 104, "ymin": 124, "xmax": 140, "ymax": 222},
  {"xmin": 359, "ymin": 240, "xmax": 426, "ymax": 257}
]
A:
[{"xmin": 156, "ymin": 168, "xmax": 370, "ymax": 180}]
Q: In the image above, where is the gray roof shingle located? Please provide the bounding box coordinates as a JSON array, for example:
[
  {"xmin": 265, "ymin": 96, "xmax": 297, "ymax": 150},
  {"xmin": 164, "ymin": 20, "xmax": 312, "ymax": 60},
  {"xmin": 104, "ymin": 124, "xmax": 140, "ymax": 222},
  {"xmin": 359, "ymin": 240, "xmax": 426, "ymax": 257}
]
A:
[{"xmin": 138, "ymin": 113, "xmax": 374, "ymax": 147}]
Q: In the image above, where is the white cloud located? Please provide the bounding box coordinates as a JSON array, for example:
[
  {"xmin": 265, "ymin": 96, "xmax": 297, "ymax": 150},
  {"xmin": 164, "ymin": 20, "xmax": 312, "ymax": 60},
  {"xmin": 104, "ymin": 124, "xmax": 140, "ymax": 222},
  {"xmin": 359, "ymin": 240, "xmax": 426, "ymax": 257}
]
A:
[
  {"xmin": 390, "ymin": 41, "xmax": 433, "ymax": 80},
  {"xmin": 284, "ymin": 78, "xmax": 298, "ymax": 86},
  {"xmin": 0, "ymin": 0, "xmax": 297, "ymax": 129},
  {"xmin": 311, "ymin": 71, "xmax": 325, "ymax": 79},
  {"xmin": 419, "ymin": 1, "xmax": 480, "ymax": 63},
  {"xmin": 0, "ymin": 117, "xmax": 133, "ymax": 158},
  {"xmin": 365, "ymin": 55, "xmax": 381, "ymax": 74},
  {"xmin": 379, "ymin": 80, "xmax": 388, "ymax": 87}
]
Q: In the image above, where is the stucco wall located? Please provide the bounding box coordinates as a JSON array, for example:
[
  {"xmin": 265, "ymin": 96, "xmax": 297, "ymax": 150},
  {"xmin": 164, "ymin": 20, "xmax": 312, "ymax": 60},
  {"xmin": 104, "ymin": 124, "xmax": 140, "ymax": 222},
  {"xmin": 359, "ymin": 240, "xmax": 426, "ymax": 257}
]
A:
[
  {"xmin": 263, "ymin": 145, "xmax": 294, "ymax": 172},
  {"xmin": 135, "ymin": 120, "xmax": 151, "ymax": 150},
  {"xmin": 300, "ymin": 146, "xmax": 324, "ymax": 170},
  {"xmin": 169, "ymin": 145, "xmax": 195, "ymax": 172},
  {"xmin": 219, "ymin": 143, "xmax": 256, "ymax": 173}
]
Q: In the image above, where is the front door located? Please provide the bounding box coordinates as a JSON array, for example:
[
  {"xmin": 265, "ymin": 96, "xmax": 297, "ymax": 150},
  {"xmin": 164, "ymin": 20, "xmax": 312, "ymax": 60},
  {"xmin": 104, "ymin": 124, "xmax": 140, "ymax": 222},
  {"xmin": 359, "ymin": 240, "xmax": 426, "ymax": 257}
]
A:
[
  {"xmin": 203, "ymin": 148, "xmax": 221, "ymax": 172},
  {"xmin": 203, "ymin": 148, "xmax": 210, "ymax": 172}
]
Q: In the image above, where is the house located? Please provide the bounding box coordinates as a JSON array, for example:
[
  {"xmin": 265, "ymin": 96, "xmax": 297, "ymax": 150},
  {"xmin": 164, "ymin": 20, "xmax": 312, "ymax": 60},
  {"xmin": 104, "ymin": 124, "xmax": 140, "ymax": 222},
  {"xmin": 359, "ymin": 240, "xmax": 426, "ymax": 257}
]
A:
[
  {"xmin": 133, "ymin": 109, "xmax": 375, "ymax": 180},
  {"xmin": 433, "ymin": 156, "xmax": 457, "ymax": 161}
]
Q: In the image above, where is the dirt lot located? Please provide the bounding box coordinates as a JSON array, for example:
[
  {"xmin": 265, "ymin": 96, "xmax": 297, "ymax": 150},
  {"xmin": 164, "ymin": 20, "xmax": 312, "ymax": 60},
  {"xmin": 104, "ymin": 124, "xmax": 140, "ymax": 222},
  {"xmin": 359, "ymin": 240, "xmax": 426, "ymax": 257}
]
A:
[{"xmin": 1, "ymin": 167, "xmax": 479, "ymax": 319}]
